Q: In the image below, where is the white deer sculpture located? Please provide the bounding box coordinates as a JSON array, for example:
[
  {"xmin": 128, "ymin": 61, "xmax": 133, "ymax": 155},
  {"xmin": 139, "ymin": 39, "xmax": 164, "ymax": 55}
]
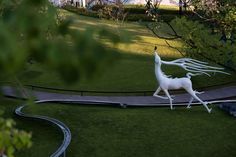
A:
[{"xmin": 153, "ymin": 46, "xmax": 229, "ymax": 113}]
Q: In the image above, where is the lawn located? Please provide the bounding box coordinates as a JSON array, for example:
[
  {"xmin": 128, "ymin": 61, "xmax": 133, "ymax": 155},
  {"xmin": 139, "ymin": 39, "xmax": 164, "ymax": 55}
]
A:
[
  {"xmin": 9, "ymin": 10, "xmax": 236, "ymax": 92},
  {"xmin": 19, "ymin": 102, "xmax": 236, "ymax": 157}
]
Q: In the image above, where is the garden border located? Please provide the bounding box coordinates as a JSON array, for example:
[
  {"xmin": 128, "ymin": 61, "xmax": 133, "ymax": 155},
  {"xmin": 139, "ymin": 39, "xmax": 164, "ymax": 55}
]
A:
[{"xmin": 15, "ymin": 100, "xmax": 71, "ymax": 157}]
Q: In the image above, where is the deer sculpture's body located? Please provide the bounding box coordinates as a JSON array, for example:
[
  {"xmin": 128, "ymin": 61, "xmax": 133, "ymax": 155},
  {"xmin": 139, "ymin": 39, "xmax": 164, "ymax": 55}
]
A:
[{"xmin": 153, "ymin": 47, "xmax": 229, "ymax": 113}]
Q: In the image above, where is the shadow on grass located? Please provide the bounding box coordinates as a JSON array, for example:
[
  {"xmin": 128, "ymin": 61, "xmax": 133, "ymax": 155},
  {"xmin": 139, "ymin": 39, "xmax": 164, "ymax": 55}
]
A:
[{"xmin": 14, "ymin": 46, "xmax": 236, "ymax": 93}]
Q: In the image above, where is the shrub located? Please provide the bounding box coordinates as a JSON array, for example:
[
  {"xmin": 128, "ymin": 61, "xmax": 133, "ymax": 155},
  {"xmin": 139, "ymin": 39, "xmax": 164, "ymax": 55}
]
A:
[
  {"xmin": 172, "ymin": 17, "xmax": 236, "ymax": 70},
  {"xmin": 91, "ymin": 4, "xmax": 181, "ymax": 15},
  {"xmin": 158, "ymin": 14, "xmax": 177, "ymax": 22},
  {"xmin": 90, "ymin": 4, "xmax": 105, "ymax": 11},
  {"xmin": 63, "ymin": 5, "xmax": 178, "ymax": 22},
  {"xmin": 63, "ymin": 5, "xmax": 99, "ymax": 18},
  {"xmin": 125, "ymin": 7, "xmax": 146, "ymax": 14},
  {"xmin": 126, "ymin": 14, "xmax": 152, "ymax": 21}
]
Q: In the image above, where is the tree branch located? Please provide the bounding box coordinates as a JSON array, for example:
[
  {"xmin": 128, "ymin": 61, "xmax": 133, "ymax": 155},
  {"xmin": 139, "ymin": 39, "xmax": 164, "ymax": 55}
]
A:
[
  {"xmin": 166, "ymin": 22, "xmax": 182, "ymax": 38},
  {"xmin": 165, "ymin": 40, "xmax": 184, "ymax": 56},
  {"xmin": 146, "ymin": 23, "xmax": 181, "ymax": 40}
]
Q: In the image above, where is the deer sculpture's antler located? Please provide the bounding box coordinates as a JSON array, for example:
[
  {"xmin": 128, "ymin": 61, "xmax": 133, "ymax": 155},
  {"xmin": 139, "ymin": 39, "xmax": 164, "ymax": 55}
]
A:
[{"xmin": 161, "ymin": 58, "xmax": 230, "ymax": 76}]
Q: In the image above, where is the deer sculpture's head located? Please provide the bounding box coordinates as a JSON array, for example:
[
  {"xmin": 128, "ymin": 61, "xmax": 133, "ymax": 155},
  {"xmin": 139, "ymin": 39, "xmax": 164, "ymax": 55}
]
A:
[{"xmin": 154, "ymin": 46, "xmax": 161, "ymax": 65}]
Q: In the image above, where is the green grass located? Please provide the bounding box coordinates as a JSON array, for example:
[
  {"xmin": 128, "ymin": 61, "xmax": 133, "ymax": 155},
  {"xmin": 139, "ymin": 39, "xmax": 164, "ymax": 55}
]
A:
[
  {"xmin": 1, "ymin": 96, "xmax": 236, "ymax": 157},
  {"xmin": 8, "ymin": 11, "xmax": 235, "ymax": 92},
  {"xmin": 21, "ymin": 102, "xmax": 236, "ymax": 157}
]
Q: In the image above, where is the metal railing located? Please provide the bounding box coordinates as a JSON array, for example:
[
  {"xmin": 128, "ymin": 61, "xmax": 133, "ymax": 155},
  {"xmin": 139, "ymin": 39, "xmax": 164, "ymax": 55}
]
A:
[
  {"xmin": 15, "ymin": 101, "xmax": 72, "ymax": 157},
  {"xmin": 1, "ymin": 80, "xmax": 236, "ymax": 96},
  {"xmin": 26, "ymin": 84, "xmax": 154, "ymax": 96}
]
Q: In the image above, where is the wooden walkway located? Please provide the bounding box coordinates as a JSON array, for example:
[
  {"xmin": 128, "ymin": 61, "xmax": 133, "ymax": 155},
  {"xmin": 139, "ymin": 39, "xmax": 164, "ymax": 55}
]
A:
[{"xmin": 2, "ymin": 85, "xmax": 236, "ymax": 106}]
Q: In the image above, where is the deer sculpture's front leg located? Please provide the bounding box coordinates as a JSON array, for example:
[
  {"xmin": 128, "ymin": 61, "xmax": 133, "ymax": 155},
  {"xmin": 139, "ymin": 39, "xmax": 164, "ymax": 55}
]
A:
[
  {"xmin": 153, "ymin": 87, "xmax": 169, "ymax": 99},
  {"xmin": 163, "ymin": 89, "xmax": 174, "ymax": 110}
]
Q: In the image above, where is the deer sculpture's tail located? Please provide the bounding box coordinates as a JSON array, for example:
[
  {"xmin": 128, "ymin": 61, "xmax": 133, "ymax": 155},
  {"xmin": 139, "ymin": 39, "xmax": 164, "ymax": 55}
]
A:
[{"xmin": 186, "ymin": 73, "xmax": 201, "ymax": 79}]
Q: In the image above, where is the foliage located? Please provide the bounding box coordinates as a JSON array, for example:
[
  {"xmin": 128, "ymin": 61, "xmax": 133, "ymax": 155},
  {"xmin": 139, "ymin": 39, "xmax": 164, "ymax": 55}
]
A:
[
  {"xmin": 145, "ymin": 0, "xmax": 236, "ymax": 70},
  {"xmin": 0, "ymin": 0, "xmax": 119, "ymax": 83},
  {"xmin": 94, "ymin": 1, "xmax": 151, "ymax": 24},
  {"xmin": 172, "ymin": 17, "xmax": 236, "ymax": 69},
  {"xmin": 97, "ymin": 4, "xmax": 128, "ymax": 22},
  {"xmin": 90, "ymin": 4, "xmax": 105, "ymax": 11},
  {"xmin": 0, "ymin": 0, "xmax": 120, "ymax": 156},
  {"xmin": 189, "ymin": 0, "xmax": 236, "ymax": 39},
  {"xmin": 64, "ymin": 4, "xmax": 176, "ymax": 22},
  {"xmin": 65, "ymin": 4, "xmax": 151, "ymax": 21},
  {"xmin": 145, "ymin": 0, "xmax": 180, "ymax": 22},
  {"xmin": 0, "ymin": 111, "xmax": 32, "ymax": 157},
  {"xmin": 92, "ymin": 4, "xmax": 180, "ymax": 14},
  {"xmin": 170, "ymin": 0, "xmax": 236, "ymax": 70},
  {"xmin": 145, "ymin": 0, "xmax": 161, "ymax": 21},
  {"xmin": 63, "ymin": 5, "xmax": 99, "ymax": 18}
]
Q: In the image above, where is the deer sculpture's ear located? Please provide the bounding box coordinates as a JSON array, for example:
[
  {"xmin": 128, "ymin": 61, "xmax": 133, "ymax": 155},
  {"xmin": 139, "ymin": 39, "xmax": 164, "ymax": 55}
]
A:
[{"xmin": 154, "ymin": 46, "xmax": 157, "ymax": 50}]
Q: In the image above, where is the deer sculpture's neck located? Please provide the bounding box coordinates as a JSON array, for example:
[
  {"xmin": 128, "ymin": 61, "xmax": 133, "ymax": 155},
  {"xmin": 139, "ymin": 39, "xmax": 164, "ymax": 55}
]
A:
[{"xmin": 155, "ymin": 59, "xmax": 166, "ymax": 82}]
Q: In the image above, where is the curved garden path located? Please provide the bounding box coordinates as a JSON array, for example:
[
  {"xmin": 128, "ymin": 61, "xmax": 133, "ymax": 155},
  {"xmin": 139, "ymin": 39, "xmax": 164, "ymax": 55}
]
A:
[{"xmin": 2, "ymin": 85, "xmax": 236, "ymax": 106}]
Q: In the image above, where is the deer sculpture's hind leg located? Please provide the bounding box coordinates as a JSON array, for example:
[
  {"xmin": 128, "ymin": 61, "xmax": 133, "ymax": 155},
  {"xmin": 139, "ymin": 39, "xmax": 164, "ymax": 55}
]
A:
[
  {"xmin": 185, "ymin": 88, "xmax": 212, "ymax": 113},
  {"xmin": 187, "ymin": 97, "xmax": 193, "ymax": 109},
  {"xmin": 187, "ymin": 91, "xmax": 204, "ymax": 109},
  {"xmin": 163, "ymin": 89, "xmax": 174, "ymax": 110}
]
